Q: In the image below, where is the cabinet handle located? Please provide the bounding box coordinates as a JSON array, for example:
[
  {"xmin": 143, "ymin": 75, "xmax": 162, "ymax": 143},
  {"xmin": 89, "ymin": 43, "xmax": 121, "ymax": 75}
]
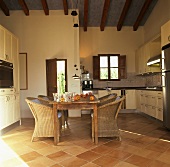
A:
[
  {"xmin": 6, "ymin": 96, "xmax": 9, "ymax": 102},
  {"xmin": 5, "ymin": 54, "xmax": 8, "ymax": 60},
  {"xmin": 158, "ymin": 98, "xmax": 162, "ymax": 99}
]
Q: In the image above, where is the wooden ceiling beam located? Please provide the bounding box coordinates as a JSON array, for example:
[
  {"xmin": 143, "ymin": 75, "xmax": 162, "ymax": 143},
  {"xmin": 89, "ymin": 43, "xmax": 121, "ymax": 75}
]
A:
[
  {"xmin": 41, "ymin": 0, "xmax": 49, "ymax": 15},
  {"xmin": 63, "ymin": 0, "xmax": 68, "ymax": 15},
  {"xmin": 0, "ymin": 0, "xmax": 10, "ymax": 16},
  {"xmin": 133, "ymin": 0, "xmax": 152, "ymax": 31},
  {"xmin": 84, "ymin": 0, "xmax": 88, "ymax": 31},
  {"xmin": 100, "ymin": 0, "xmax": 110, "ymax": 31},
  {"xmin": 117, "ymin": 0, "xmax": 132, "ymax": 31},
  {"xmin": 18, "ymin": 0, "xmax": 29, "ymax": 16}
]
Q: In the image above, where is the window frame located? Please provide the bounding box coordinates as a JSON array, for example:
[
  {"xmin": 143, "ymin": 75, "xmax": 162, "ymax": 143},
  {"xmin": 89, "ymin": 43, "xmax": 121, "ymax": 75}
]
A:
[{"xmin": 98, "ymin": 54, "xmax": 120, "ymax": 81}]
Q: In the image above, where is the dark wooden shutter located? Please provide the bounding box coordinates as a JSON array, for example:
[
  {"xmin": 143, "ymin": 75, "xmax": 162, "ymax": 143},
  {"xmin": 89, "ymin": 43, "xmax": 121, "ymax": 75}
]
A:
[
  {"xmin": 46, "ymin": 58, "xmax": 57, "ymax": 97},
  {"xmin": 93, "ymin": 56, "xmax": 99, "ymax": 79},
  {"xmin": 119, "ymin": 55, "xmax": 127, "ymax": 79}
]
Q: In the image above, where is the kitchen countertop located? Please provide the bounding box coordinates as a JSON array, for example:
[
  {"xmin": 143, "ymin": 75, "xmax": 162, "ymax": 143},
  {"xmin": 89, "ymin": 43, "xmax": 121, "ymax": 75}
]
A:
[{"xmin": 83, "ymin": 87, "xmax": 162, "ymax": 91}]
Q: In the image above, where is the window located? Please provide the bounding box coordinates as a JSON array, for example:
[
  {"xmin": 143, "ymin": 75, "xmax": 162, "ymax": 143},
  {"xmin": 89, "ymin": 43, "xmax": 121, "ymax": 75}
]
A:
[
  {"xmin": 99, "ymin": 54, "xmax": 120, "ymax": 80},
  {"xmin": 93, "ymin": 54, "xmax": 126, "ymax": 80}
]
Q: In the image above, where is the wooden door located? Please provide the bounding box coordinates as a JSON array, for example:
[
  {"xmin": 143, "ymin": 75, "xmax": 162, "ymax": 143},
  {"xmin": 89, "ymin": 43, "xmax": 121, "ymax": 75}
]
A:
[{"xmin": 46, "ymin": 58, "xmax": 57, "ymax": 97}]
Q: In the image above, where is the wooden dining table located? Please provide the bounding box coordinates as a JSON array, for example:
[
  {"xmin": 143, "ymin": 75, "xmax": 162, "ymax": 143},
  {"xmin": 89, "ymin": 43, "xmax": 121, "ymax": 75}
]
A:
[{"xmin": 50, "ymin": 96, "xmax": 100, "ymax": 145}]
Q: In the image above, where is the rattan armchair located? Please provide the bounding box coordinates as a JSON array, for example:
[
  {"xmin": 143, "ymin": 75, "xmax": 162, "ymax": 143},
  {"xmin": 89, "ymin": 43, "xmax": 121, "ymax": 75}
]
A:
[
  {"xmin": 98, "ymin": 93, "xmax": 117, "ymax": 107},
  {"xmin": 98, "ymin": 93, "xmax": 117, "ymax": 102},
  {"xmin": 25, "ymin": 97, "xmax": 62, "ymax": 142},
  {"xmin": 38, "ymin": 95, "xmax": 69, "ymax": 129},
  {"xmin": 92, "ymin": 96, "xmax": 125, "ymax": 141}
]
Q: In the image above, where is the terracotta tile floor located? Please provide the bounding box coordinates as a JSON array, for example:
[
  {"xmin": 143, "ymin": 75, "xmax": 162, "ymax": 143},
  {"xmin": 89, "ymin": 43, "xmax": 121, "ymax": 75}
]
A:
[{"xmin": 1, "ymin": 113, "xmax": 170, "ymax": 167}]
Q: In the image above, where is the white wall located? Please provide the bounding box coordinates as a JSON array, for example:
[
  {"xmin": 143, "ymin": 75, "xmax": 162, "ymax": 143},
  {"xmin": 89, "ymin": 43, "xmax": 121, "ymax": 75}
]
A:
[
  {"xmin": 144, "ymin": 0, "xmax": 170, "ymax": 43},
  {"xmin": 79, "ymin": 27, "xmax": 144, "ymax": 73},
  {"xmin": 0, "ymin": 10, "xmax": 80, "ymax": 118}
]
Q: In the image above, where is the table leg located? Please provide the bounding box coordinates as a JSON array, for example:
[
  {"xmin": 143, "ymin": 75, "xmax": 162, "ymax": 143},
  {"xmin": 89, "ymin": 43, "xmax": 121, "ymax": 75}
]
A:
[
  {"xmin": 53, "ymin": 104, "xmax": 58, "ymax": 145},
  {"xmin": 93, "ymin": 104, "xmax": 98, "ymax": 144}
]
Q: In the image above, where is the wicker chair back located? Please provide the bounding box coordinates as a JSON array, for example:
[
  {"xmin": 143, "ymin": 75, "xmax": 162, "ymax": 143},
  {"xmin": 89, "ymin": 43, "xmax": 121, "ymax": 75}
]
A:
[
  {"xmin": 92, "ymin": 96, "xmax": 125, "ymax": 141},
  {"xmin": 25, "ymin": 97, "xmax": 61, "ymax": 142}
]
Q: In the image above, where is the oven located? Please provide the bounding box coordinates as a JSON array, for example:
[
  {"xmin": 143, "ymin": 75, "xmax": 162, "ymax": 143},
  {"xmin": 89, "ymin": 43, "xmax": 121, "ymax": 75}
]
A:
[{"xmin": 0, "ymin": 60, "xmax": 13, "ymax": 88}]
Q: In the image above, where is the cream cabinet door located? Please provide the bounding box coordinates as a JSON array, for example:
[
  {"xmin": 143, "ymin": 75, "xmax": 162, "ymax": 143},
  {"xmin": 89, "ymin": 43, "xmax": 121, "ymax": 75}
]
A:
[
  {"xmin": 143, "ymin": 42, "xmax": 151, "ymax": 73},
  {"xmin": 5, "ymin": 30, "xmax": 12, "ymax": 62},
  {"xmin": 161, "ymin": 20, "xmax": 170, "ymax": 47},
  {"xmin": 135, "ymin": 90, "xmax": 141, "ymax": 110},
  {"xmin": 14, "ymin": 94, "xmax": 20, "ymax": 121},
  {"xmin": 136, "ymin": 46, "xmax": 145, "ymax": 74},
  {"xmin": 6, "ymin": 95, "xmax": 14, "ymax": 126},
  {"xmin": 0, "ymin": 96, "xmax": 7, "ymax": 130},
  {"xmin": 0, "ymin": 26, "xmax": 5, "ymax": 60},
  {"xmin": 126, "ymin": 90, "xmax": 136, "ymax": 109},
  {"xmin": 12, "ymin": 36, "xmax": 19, "ymax": 93},
  {"xmin": 156, "ymin": 91, "xmax": 163, "ymax": 121}
]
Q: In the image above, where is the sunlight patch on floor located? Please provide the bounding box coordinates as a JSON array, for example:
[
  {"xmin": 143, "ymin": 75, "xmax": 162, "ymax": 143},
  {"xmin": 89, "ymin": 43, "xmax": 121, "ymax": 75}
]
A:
[
  {"xmin": 120, "ymin": 129, "xmax": 143, "ymax": 136},
  {"xmin": 0, "ymin": 139, "xmax": 28, "ymax": 166}
]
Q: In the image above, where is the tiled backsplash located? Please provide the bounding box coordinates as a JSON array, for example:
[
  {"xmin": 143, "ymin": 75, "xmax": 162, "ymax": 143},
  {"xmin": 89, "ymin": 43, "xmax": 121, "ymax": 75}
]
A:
[{"xmin": 93, "ymin": 72, "xmax": 162, "ymax": 88}]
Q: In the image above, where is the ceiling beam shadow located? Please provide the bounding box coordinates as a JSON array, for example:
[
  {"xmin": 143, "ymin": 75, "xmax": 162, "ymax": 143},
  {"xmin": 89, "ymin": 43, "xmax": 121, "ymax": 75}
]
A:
[
  {"xmin": 117, "ymin": 0, "xmax": 132, "ymax": 31},
  {"xmin": 18, "ymin": 0, "xmax": 29, "ymax": 16},
  {"xmin": 133, "ymin": 0, "xmax": 152, "ymax": 31},
  {"xmin": 84, "ymin": 0, "xmax": 88, "ymax": 31},
  {"xmin": 41, "ymin": 0, "xmax": 49, "ymax": 15},
  {"xmin": 63, "ymin": 0, "xmax": 68, "ymax": 15},
  {"xmin": 0, "ymin": 0, "xmax": 10, "ymax": 16},
  {"xmin": 100, "ymin": 0, "xmax": 110, "ymax": 31}
]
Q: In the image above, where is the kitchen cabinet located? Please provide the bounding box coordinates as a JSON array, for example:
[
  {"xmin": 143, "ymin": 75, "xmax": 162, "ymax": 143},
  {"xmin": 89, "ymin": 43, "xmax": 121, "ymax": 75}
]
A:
[
  {"xmin": 0, "ymin": 95, "xmax": 7, "ymax": 130},
  {"xmin": 136, "ymin": 43, "xmax": 151, "ymax": 74},
  {"xmin": 136, "ymin": 90, "xmax": 141, "ymax": 110},
  {"xmin": 14, "ymin": 94, "xmax": 20, "ymax": 121},
  {"xmin": 0, "ymin": 25, "xmax": 13, "ymax": 62},
  {"xmin": 125, "ymin": 90, "xmax": 136, "ymax": 109},
  {"xmin": 5, "ymin": 30, "xmax": 12, "ymax": 62},
  {"xmin": 0, "ymin": 93, "xmax": 20, "ymax": 130},
  {"xmin": 135, "ymin": 36, "xmax": 161, "ymax": 74},
  {"xmin": 156, "ymin": 92, "xmax": 163, "ymax": 121},
  {"xmin": 135, "ymin": 46, "xmax": 145, "ymax": 74},
  {"xmin": 0, "ymin": 94, "xmax": 14, "ymax": 130},
  {"xmin": 0, "ymin": 25, "xmax": 20, "ymax": 132},
  {"xmin": 0, "ymin": 26, "xmax": 5, "ymax": 60},
  {"xmin": 12, "ymin": 36, "xmax": 20, "ymax": 93},
  {"xmin": 161, "ymin": 20, "xmax": 170, "ymax": 47},
  {"xmin": 136, "ymin": 90, "xmax": 163, "ymax": 120}
]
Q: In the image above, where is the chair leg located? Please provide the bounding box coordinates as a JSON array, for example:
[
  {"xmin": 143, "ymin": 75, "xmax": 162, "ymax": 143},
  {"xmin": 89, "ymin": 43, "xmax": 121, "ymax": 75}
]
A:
[
  {"xmin": 64, "ymin": 110, "xmax": 69, "ymax": 129},
  {"xmin": 61, "ymin": 110, "xmax": 65, "ymax": 129},
  {"xmin": 31, "ymin": 136, "xmax": 34, "ymax": 142},
  {"xmin": 92, "ymin": 116, "xmax": 94, "ymax": 142}
]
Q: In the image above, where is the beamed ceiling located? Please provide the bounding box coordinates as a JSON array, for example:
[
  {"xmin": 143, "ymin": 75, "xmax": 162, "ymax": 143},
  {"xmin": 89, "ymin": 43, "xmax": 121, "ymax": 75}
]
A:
[{"xmin": 0, "ymin": 0, "xmax": 158, "ymax": 31}]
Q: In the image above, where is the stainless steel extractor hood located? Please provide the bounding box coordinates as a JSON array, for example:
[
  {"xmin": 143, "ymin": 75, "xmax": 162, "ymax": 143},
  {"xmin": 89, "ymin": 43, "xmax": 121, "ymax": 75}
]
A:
[{"xmin": 147, "ymin": 55, "xmax": 161, "ymax": 66}]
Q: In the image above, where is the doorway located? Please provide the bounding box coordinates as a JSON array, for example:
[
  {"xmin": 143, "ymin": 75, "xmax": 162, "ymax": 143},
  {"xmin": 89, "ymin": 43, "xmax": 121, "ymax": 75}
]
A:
[
  {"xmin": 57, "ymin": 60, "xmax": 67, "ymax": 95},
  {"xmin": 46, "ymin": 58, "xmax": 67, "ymax": 97}
]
